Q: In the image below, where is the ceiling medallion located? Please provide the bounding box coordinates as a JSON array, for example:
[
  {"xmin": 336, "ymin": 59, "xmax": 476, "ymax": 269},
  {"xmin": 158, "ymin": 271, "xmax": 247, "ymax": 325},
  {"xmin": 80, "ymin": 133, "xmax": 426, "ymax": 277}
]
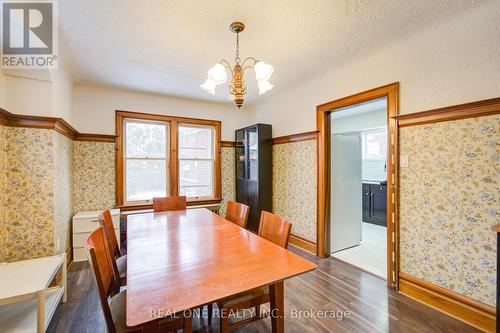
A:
[{"xmin": 200, "ymin": 22, "xmax": 274, "ymax": 108}]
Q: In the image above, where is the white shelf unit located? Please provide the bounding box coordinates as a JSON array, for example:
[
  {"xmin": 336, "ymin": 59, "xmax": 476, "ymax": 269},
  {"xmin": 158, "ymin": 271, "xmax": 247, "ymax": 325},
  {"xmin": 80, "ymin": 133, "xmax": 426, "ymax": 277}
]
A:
[
  {"xmin": 0, "ymin": 254, "xmax": 67, "ymax": 333},
  {"xmin": 73, "ymin": 209, "xmax": 120, "ymax": 262}
]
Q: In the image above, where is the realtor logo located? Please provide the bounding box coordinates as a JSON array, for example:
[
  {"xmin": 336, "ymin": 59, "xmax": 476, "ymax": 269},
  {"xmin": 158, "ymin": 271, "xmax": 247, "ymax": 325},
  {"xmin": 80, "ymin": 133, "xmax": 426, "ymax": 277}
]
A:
[{"xmin": 1, "ymin": 0, "xmax": 58, "ymax": 68}]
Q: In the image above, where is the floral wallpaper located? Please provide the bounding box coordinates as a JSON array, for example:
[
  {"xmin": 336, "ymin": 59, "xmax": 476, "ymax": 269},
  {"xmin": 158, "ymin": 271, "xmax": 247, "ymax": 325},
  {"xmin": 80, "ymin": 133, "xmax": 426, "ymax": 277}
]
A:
[
  {"xmin": 0, "ymin": 126, "xmax": 6, "ymax": 262},
  {"xmin": 273, "ymin": 140, "xmax": 317, "ymax": 241},
  {"xmin": 399, "ymin": 115, "xmax": 499, "ymax": 306},
  {"xmin": 53, "ymin": 132, "xmax": 73, "ymax": 255},
  {"xmin": 3, "ymin": 128, "xmax": 55, "ymax": 261},
  {"xmin": 73, "ymin": 141, "xmax": 115, "ymax": 212},
  {"xmin": 220, "ymin": 147, "xmax": 236, "ymax": 217}
]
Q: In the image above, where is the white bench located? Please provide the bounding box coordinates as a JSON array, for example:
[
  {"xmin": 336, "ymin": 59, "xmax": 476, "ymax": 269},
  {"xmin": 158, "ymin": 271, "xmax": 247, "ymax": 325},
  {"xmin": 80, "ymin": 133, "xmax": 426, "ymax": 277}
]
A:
[{"xmin": 0, "ymin": 254, "xmax": 67, "ymax": 332}]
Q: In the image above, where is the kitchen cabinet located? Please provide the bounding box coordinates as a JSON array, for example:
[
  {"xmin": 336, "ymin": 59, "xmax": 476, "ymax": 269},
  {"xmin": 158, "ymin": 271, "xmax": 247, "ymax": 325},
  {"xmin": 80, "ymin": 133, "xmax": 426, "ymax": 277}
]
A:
[{"xmin": 362, "ymin": 183, "xmax": 387, "ymax": 226}]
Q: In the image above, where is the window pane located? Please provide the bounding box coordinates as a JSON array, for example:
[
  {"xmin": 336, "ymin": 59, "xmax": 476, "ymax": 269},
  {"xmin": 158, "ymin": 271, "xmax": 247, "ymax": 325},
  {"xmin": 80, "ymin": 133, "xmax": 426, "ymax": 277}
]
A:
[
  {"xmin": 363, "ymin": 130, "xmax": 387, "ymax": 159},
  {"xmin": 248, "ymin": 128, "xmax": 258, "ymax": 180},
  {"xmin": 126, "ymin": 121, "xmax": 167, "ymax": 158},
  {"xmin": 178, "ymin": 125, "xmax": 213, "ymax": 159},
  {"xmin": 179, "ymin": 160, "xmax": 213, "ymax": 198},
  {"xmin": 236, "ymin": 129, "xmax": 245, "ymax": 179},
  {"xmin": 126, "ymin": 159, "xmax": 166, "ymax": 201}
]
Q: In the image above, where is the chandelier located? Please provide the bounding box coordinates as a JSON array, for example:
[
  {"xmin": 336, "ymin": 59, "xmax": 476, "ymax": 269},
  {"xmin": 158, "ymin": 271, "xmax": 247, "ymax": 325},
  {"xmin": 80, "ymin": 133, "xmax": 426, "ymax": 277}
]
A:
[{"xmin": 200, "ymin": 22, "xmax": 274, "ymax": 108}]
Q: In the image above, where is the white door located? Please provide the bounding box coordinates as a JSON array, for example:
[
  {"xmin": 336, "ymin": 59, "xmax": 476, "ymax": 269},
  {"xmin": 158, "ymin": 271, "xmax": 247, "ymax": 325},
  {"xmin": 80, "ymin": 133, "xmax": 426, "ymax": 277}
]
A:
[{"xmin": 331, "ymin": 134, "xmax": 362, "ymax": 253}]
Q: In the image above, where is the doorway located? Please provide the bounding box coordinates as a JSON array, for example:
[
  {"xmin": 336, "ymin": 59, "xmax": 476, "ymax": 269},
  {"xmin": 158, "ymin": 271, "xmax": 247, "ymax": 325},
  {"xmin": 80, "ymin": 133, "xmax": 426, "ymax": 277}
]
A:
[
  {"xmin": 329, "ymin": 97, "xmax": 388, "ymax": 279},
  {"xmin": 315, "ymin": 83, "xmax": 399, "ymax": 288}
]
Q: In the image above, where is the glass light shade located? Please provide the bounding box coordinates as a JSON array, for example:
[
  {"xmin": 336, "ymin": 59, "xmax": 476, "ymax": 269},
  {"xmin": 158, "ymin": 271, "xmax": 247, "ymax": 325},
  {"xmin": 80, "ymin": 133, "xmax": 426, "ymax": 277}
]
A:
[
  {"xmin": 254, "ymin": 61, "xmax": 274, "ymax": 82},
  {"xmin": 208, "ymin": 63, "xmax": 227, "ymax": 84},
  {"xmin": 200, "ymin": 78, "xmax": 216, "ymax": 95},
  {"xmin": 258, "ymin": 80, "xmax": 274, "ymax": 95}
]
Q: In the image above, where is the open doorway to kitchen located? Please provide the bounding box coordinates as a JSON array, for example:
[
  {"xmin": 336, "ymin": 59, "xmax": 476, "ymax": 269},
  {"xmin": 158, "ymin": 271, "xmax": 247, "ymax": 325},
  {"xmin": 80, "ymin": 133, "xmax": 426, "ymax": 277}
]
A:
[
  {"xmin": 316, "ymin": 83, "xmax": 399, "ymax": 288},
  {"xmin": 329, "ymin": 97, "xmax": 388, "ymax": 279}
]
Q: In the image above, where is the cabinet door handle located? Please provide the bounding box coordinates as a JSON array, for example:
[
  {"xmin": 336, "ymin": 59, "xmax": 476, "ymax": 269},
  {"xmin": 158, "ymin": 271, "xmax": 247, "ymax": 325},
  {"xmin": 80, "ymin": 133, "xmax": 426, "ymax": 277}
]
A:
[{"xmin": 370, "ymin": 193, "xmax": 374, "ymax": 217}]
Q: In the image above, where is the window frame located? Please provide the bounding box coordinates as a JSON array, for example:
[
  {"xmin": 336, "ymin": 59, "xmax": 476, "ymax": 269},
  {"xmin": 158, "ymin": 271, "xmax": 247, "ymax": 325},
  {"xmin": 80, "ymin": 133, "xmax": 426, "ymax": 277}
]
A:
[
  {"xmin": 116, "ymin": 110, "xmax": 221, "ymax": 209},
  {"xmin": 123, "ymin": 118, "xmax": 170, "ymax": 206},
  {"xmin": 177, "ymin": 123, "xmax": 216, "ymax": 200}
]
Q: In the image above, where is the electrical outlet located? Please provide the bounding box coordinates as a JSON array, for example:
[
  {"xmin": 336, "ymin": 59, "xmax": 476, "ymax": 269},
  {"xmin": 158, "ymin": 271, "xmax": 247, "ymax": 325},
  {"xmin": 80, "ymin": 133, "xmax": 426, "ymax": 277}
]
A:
[{"xmin": 400, "ymin": 155, "xmax": 409, "ymax": 167}]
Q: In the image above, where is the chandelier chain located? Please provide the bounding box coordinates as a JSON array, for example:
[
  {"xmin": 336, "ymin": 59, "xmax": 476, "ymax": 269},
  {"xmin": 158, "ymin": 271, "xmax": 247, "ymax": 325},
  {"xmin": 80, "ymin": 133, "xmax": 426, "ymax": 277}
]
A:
[{"xmin": 235, "ymin": 32, "xmax": 240, "ymax": 64}]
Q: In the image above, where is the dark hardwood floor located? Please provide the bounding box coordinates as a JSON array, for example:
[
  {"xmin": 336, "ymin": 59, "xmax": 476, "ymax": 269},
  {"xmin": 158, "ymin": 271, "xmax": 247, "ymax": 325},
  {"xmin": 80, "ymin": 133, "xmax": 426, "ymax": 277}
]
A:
[{"xmin": 47, "ymin": 244, "xmax": 480, "ymax": 333}]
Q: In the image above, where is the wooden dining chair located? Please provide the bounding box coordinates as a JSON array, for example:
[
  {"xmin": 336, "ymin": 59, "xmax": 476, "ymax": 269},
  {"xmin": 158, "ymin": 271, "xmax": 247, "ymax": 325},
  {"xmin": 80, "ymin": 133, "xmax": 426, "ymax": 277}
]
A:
[
  {"xmin": 86, "ymin": 227, "xmax": 192, "ymax": 333},
  {"xmin": 217, "ymin": 211, "xmax": 292, "ymax": 333},
  {"xmin": 153, "ymin": 196, "xmax": 187, "ymax": 212},
  {"xmin": 99, "ymin": 209, "xmax": 127, "ymax": 287},
  {"xmin": 225, "ymin": 201, "xmax": 250, "ymax": 228}
]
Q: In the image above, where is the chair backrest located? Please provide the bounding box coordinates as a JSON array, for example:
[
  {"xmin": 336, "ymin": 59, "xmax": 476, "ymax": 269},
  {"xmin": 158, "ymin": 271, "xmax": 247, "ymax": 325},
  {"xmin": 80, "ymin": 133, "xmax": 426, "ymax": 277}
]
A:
[
  {"xmin": 85, "ymin": 227, "xmax": 117, "ymax": 333},
  {"xmin": 153, "ymin": 196, "xmax": 187, "ymax": 212},
  {"xmin": 98, "ymin": 212, "xmax": 121, "ymax": 290},
  {"xmin": 258, "ymin": 211, "xmax": 292, "ymax": 249},
  {"xmin": 99, "ymin": 209, "xmax": 120, "ymax": 259},
  {"xmin": 225, "ymin": 200, "xmax": 250, "ymax": 228}
]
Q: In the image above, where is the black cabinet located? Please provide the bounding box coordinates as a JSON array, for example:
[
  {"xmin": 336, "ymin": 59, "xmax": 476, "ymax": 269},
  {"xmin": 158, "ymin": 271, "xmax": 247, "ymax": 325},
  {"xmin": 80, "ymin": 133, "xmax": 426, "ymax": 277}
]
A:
[
  {"xmin": 362, "ymin": 183, "xmax": 387, "ymax": 226},
  {"xmin": 235, "ymin": 124, "xmax": 272, "ymax": 232}
]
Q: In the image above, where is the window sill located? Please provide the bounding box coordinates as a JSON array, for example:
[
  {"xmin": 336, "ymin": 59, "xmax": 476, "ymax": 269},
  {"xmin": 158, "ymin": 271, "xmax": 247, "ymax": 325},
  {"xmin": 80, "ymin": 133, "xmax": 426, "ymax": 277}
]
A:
[{"xmin": 116, "ymin": 198, "xmax": 222, "ymax": 212}]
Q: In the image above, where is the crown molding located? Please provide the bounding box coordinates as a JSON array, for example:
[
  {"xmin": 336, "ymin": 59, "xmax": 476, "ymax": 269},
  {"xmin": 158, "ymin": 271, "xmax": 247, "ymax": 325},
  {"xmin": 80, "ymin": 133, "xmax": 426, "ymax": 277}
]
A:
[
  {"xmin": 74, "ymin": 133, "xmax": 117, "ymax": 143},
  {"xmin": 0, "ymin": 107, "xmax": 116, "ymax": 142},
  {"xmin": 221, "ymin": 140, "xmax": 236, "ymax": 148},
  {"xmin": 272, "ymin": 130, "xmax": 318, "ymax": 145},
  {"xmin": 393, "ymin": 97, "xmax": 500, "ymax": 127}
]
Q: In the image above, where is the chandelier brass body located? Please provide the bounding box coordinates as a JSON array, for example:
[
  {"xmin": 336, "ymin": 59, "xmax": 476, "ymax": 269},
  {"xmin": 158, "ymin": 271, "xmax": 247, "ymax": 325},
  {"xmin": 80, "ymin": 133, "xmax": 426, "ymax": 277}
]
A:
[
  {"xmin": 222, "ymin": 22, "xmax": 263, "ymax": 108},
  {"xmin": 201, "ymin": 21, "xmax": 273, "ymax": 108}
]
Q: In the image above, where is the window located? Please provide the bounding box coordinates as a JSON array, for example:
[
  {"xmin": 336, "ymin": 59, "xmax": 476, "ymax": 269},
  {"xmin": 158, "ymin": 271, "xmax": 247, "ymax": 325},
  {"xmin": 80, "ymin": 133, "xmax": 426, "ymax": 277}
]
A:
[
  {"xmin": 116, "ymin": 111, "xmax": 221, "ymax": 208},
  {"xmin": 124, "ymin": 119, "xmax": 168, "ymax": 204},
  {"xmin": 362, "ymin": 128, "xmax": 387, "ymax": 160},
  {"xmin": 178, "ymin": 124, "xmax": 215, "ymax": 199},
  {"xmin": 361, "ymin": 128, "xmax": 387, "ymax": 181}
]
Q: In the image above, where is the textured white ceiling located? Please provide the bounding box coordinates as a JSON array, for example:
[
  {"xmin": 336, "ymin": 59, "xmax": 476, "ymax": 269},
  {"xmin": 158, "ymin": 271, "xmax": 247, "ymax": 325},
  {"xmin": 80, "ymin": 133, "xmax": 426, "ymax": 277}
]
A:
[{"xmin": 59, "ymin": 0, "xmax": 487, "ymax": 106}]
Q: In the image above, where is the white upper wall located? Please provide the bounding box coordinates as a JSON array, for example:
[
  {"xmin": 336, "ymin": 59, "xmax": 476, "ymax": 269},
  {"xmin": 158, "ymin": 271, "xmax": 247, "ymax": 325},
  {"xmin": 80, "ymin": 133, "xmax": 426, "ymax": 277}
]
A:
[
  {"xmin": 2, "ymin": 1, "xmax": 498, "ymax": 140},
  {"xmin": 0, "ymin": 63, "xmax": 73, "ymax": 123},
  {"xmin": 71, "ymin": 84, "xmax": 255, "ymax": 140},
  {"xmin": 254, "ymin": 1, "xmax": 500, "ymax": 137},
  {"xmin": 0, "ymin": 73, "xmax": 52, "ymax": 116},
  {"xmin": 50, "ymin": 51, "xmax": 74, "ymax": 123}
]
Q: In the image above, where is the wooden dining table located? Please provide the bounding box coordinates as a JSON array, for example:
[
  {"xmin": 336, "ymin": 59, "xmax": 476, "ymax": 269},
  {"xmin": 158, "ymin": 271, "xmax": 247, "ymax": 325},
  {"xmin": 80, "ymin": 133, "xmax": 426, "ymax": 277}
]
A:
[{"xmin": 126, "ymin": 208, "xmax": 317, "ymax": 332}]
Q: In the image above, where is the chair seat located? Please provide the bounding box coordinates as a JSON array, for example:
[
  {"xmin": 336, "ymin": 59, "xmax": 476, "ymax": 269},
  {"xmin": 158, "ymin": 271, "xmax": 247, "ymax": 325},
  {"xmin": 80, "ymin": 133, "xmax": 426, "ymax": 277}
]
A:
[
  {"xmin": 116, "ymin": 255, "xmax": 127, "ymax": 279},
  {"xmin": 109, "ymin": 291, "xmax": 139, "ymax": 333},
  {"xmin": 220, "ymin": 286, "xmax": 269, "ymax": 308}
]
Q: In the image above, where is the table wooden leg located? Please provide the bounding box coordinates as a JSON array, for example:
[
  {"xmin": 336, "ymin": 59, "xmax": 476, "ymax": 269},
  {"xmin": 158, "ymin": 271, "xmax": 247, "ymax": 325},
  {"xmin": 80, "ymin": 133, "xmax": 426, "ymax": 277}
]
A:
[
  {"xmin": 62, "ymin": 253, "xmax": 67, "ymax": 303},
  {"xmin": 207, "ymin": 303, "xmax": 213, "ymax": 325},
  {"xmin": 269, "ymin": 281, "xmax": 284, "ymax": 333}
]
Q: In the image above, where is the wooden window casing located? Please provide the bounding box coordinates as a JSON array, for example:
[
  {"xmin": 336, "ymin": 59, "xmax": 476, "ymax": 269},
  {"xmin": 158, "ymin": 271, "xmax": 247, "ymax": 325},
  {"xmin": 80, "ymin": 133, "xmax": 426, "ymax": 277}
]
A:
[{"xmin": 115, "ymin": 110, "xmax": 221, "ymax": 210}]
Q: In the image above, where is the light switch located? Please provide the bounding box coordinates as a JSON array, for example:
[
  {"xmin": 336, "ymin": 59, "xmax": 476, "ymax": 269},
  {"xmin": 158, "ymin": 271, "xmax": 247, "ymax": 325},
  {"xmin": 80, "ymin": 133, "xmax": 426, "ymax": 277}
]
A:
[{"xmin": 400, "ymin": 155, "xmax": 409, "ymax": 167}]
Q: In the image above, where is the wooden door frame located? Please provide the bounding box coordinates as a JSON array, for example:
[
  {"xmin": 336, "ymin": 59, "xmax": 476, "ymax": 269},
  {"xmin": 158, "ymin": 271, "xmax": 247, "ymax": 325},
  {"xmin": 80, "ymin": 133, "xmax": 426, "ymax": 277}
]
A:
[{"xmin": 316, "ymin": 82, "xmax": 399, "ymax": 288}]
